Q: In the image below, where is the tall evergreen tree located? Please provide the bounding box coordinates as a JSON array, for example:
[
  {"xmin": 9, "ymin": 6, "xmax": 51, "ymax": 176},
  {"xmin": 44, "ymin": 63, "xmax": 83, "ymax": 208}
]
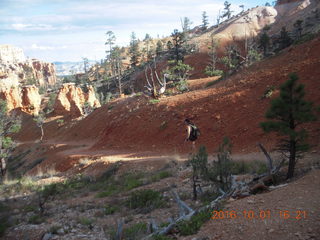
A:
[
  {"xmin": 105, "ymin": 31, "xmax": 116, "ymax": 75},
  {"xmin": 260, "ymin": 73, "xmax": 317, "ymax": 179},
  {"xmin": 294, "ymin": 19, "xmax": 303, "ymax": 39},
  {"xmin": 156, "ymin": 40, "xmax": 163, "ymax": 57},
  {"xmin": 223, "ymin": 1, "xmax": 232, "ymax": 19},
  {"xmin": 181, "ymin": 17, "xmax": 192, "ymax": 33},
  {"xmin": 110, "ymin": 46, "xmax": 124, "ymax": 95},
  {"xmin": 201, "ymin": 11, "xmax": 209, "ymax": 30},
  {"xmin": 259, "ymin": 26, "xmax": 270, "ymax": 56},
  {"xmin": 278, "ymin": 26, "xmax": 292, "ymax": 50},
  {"xmin": 129, "ymin": 32, "xmax": 141, "ymax": 67},
  {"xmin": 170, "ymin": 29, "xmax": 186, "ymax": 62},
  {"xmin": 105, "ymin": 31, "xmax": 116, "ymax": 57}
]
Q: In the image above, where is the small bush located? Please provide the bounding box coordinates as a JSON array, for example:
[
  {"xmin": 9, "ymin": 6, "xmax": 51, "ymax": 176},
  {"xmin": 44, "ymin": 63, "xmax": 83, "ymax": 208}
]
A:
[
  {"xmin": 204, "ymin": 67, "xmax": 223, "ymax": 77},
  {"xmin": 23, "ymin": 205, "xmax": 37, "ymax": 212},
  {"xmin": 28, "ymin": 214, "xmax": 44, "ymax": 224},
  {"xmin": 199, "ymin": 190, "xmax": 219, "ymax": 205},
  {"xmin": 123, "ymin": 173, "xmax": 144, "ymax": 190},
  {"xmin": 159, "ymin": 121, "xmax": 168, "ymax": 130},
  {"xmin": 153, "ymin": 235, "xmax": 174, "ymax": 240},
  {"xmin": 0, "ymin": 203, "xmax": 9, "ymax": 237},
  {"xmin": 49, "ymin": 225, "xmax": 61, "ymax": 234},
  {"xmin": 177, "ymin": 210, "xmax": 211, "ymax": 236},
  {"xmin": 127, "ymin": 189, "xmax": 164, "ymax": 211},
  {"xmin": 123, "ymin": 222, "xmax": 147, "ymax": 239},
  {"xmin": 79, "ymin": 217, "xmax": 94, "ymax": 229},
  {"xmin": 56, "ymin": 119, "xmax": 64, "ymax": 126},
  {"xmin": 231, "ymin": 160, "xmax": 268, "ymax": 175},
  {"xmin": 104, "ymin": 204, "xmax": 119, "ymax": 215},
  {"xmin": 293, "ymin": 33, "xmax": 317, "ymax": 45},
  {"xmin": 151, "ymin": 171, "xmax": 172, "ymax": 182},
  {"xmin": 261, "ymin": 86, "xmax": 275, "ymax": 99},
  {"xmin": 0, "ymin": 218, "xmax": 9, "ymax": 237},
  {"xmin": 110, "ymin": 222, "xmax": 148, "ymax": 240},
  {"xmin": 175, "ymin": 80, "xmax": 189, "ymax": 93},
  {"xmin": 149, "ymin": 99, "xmax": 160, "ymax": 104}
]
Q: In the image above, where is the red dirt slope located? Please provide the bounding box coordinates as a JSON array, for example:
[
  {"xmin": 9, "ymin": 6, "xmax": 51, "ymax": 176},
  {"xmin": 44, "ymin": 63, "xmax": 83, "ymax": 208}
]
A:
[
  {"xmin": 15, "ymin": 37, "xmax": 320, "ymax": 173},
  {"xmin": 92, "ymin": 37, "xmax": 320, "ymax": 154}
]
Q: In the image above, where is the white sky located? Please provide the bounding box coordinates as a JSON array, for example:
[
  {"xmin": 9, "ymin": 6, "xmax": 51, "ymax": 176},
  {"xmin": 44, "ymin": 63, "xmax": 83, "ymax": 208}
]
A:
[{"xmin": 0, "ymin": 0, "xmax": 265, "ymax": 62}]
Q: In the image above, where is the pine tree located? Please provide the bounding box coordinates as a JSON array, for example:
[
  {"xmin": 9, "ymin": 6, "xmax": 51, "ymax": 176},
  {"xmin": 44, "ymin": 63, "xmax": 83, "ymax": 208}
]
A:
[
  {"xmin": 260, "ymin": 73, "xmax": 317, "ymax": 179},
  {"xmin": 201, "ymin": 11, "xmax": 209, "ymax": 30},
  {"xmin": 259, "ymin": 26, "xmax": 270, "ymax": 56},
  {"xmin": 181, "ymin": 17, "xmax": 192, "ymax": 33},
  {"xmin": 278, "ymin": 27, "xmax": 292, "ymax": 50},
  {"xmin": 294, "ymin": 19, "xmax": 303, "ymax": 39},
  {"xmin": 129, "ymin": 32, "xmax": 141, "ymax": 67},
  {"xmin": 156, "ymin": 40, "xmax": 163, "ymax": 57},
  {"xmin": 0, "ymin": 100, "xmax": 21, "ymax": 178},
  {"xmin": 223, "ymin": 1, "xmax": 232, "ymax": 19},
  {"xmin": 170, "ymin": 29, "xmax": 186, "ymax": 62},
  {"xmin": 189, "ymin": 145, "xmax": 208, "ymax": 200}
]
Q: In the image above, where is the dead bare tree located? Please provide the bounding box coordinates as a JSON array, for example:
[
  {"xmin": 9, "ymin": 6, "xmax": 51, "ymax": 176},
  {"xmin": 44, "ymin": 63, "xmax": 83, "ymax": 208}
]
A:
[
  {"xmin": 143, "ymin": 189, "xmax": 231, "ymax": 239},
  {"xmin": 0, "ymin": 157, "xmax": 6, "ymax": 177},
  {"xmin": 144, "ymin": 64, "xmax": 167, "ymax": 99}
]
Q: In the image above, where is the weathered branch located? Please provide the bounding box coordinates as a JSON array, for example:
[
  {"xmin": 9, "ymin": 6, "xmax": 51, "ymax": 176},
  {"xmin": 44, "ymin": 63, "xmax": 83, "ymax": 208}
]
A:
[
  {"xmin": 257, "ymin": 143, "xmax": 273, "ymax": 174},
  {"xmin": 143, "ymin": 189, "xmax": 231, "ymax": 239},
  {"xmin": 115, "ymin": 218, "xmax": 124, "ymax": 240}
]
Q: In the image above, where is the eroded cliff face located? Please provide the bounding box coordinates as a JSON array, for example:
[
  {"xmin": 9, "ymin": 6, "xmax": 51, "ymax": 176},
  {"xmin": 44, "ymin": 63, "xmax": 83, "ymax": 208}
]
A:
[
  {"xmin": 21, "ymin": 86, "xmax": 42, "ymax": 115},
  {"xmin": 0, "ymin": 85, "xmax": 41, "ymax": 115},
  {"xmin": 0, "ymin": 45, "xmax": 57, "ymax": 88},
  {"xmin": 54, "ymin": 84, "xmax": 100, "ymax": 118},
  {"xmin": 0, "ymin": 87, "xmax": 22, "ymax": 111}
]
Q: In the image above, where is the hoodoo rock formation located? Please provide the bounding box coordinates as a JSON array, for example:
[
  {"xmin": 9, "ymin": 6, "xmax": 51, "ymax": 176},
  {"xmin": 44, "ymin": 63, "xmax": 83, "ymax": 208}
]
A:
[
  {"xmin": 0, "ymin": 85, "xmax": 41, "ymax": 115},
  {"xmin": 54, "ymin": 84, "xmax": 100, "ymax": 118},
  {"xmin": 21, "ymin": 86, "xmax": 42, "ymax": 115},
  {"xmin": 0, "ymin": 45, "xmax": 57, "ymax": 88},
  {"xmin": 0, "ymin": 87, "xmax": 22, "ymax": 111}
]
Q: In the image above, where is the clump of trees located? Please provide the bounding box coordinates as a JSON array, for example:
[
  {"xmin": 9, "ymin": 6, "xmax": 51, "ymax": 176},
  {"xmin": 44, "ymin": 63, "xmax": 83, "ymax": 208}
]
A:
[
  {"xmin": 204, "ymin": 37, "xmax": 224, "ymax": 77},
  {"xmin": 0, "ymin": 100, "xmax": 21, "ymax": 179},
  {"xmin": 260, "ymin": 73, "xmax": 317, "ymax": 179}
]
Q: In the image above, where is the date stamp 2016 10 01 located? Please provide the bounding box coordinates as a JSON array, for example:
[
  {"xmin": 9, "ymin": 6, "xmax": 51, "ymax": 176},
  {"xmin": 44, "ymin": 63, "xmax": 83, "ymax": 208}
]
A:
[{"xmin": 211, "ymin": 210, "xmax": 307, "ymax": 220}]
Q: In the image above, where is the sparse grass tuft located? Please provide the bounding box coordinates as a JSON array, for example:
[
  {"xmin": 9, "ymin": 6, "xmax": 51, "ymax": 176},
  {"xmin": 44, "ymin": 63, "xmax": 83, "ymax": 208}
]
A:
[
  {"xmin": 126, "ymin": 189, "xmax": 165, "ymax": 212},
  {"xmin": 49, "ymin": 225, "xmax": 61, "ymax": 234},
  {"xmin": 149, "ymin": 99, "xmax": 160, "ymax": 104},
  {"xmin": 28, "ymin": 214, "xmax": 45, "ymax": 224},
  {"xmin": 78, "ymin": 217, "xmax": 94, "ymax": 229},
  {"xmin": 231, "ymin": 160, "xmax": 267, "ymax": 175},
  {"xmin": 153, "ymin": 235, "xmax": 175, "ymax": 240},
  {"xmin": 151, "ymin": 171, "xmax": 172, "ymax": 182},
  {"xmin": 159, "ymin": 121, "xmax": 168, "ymax": 130},
  {"xmin": 110, "ymin": 222, "xmax": 148, "ymax": 240},
  {"xmin": 104, "ymin": 204, "xmax": 119, "ymax": 215},
  {"xmin": 177, "ymin": 210, "xmax": 212, "ymax": 236}
]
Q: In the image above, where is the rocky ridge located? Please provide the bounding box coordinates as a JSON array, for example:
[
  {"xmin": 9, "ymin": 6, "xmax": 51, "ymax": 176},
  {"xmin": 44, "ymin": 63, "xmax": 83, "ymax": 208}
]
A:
[{"xmin": 0, "ymin": 45, "xmax": 57, "ymax": 89}]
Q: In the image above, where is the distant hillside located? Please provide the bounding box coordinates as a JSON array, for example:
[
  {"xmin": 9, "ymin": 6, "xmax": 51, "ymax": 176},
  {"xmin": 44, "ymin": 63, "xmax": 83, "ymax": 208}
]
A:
[{"xmin": 54, "ymin": 60, "xmax": 97, "ymax": 76}]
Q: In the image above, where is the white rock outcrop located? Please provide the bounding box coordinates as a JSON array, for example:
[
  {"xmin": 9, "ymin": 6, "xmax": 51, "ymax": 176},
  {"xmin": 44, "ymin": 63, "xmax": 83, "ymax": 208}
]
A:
[{"xmin": 0, "ymin": 45, "xmax": 57, "ymax": 89}]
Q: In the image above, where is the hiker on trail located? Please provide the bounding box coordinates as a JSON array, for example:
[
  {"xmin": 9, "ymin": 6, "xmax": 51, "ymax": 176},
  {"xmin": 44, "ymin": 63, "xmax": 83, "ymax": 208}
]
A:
[
  {"xmin": 184, "ymin": 119, "xmax": 200, "ymax": 151},
  {"xmin": 0, "ymin": 158, "xmax": 6, "ymax": 177}
]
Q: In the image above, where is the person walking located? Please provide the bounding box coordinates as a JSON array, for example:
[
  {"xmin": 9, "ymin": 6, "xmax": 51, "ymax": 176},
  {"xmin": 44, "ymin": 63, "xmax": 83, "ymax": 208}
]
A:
[{"xmin": 184, "ymin": 118, "xmax": 200, "ymax": 151}]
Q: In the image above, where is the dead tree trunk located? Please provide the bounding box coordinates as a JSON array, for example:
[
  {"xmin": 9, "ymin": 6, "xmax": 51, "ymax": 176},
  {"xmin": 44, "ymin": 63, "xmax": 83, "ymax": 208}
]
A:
[
  {"xmin": 144, "ymin": 65, "xmax": 167, "ymax": 99},
  {"xmin": 0, "ymin": 157, "xmax": 6, "ymax": 177}
]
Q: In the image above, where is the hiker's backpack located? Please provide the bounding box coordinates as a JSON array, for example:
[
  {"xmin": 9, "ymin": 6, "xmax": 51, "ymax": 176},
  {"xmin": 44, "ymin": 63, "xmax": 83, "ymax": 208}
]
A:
[{"xmin": 189, "ymin": 124, "xmax": 200, "ymax": 141}]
